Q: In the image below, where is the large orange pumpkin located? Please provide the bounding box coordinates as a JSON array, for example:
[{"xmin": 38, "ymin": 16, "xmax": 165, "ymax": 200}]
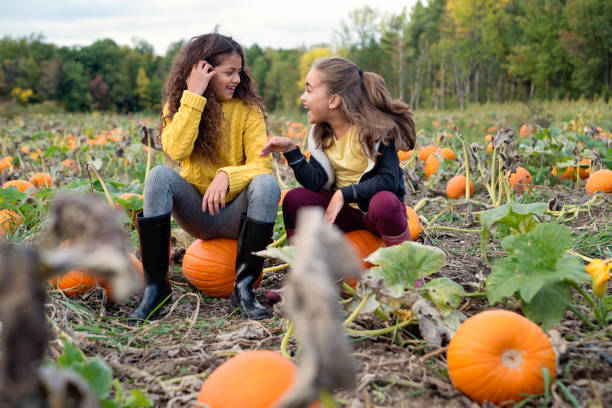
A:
[
  {"xmin": 29, "ymin": 172, "xmax": 53, "ymax": 188},
  {"xmin": 344, "ymin": 230, "xmax": 384, "ymax": 287},
  {"xmin": 519, "ymin": 124, "xmax": 536, "ymax": 138},
  {"xmin": 2, "ymin": 179, "xmax": 35, "ymax": 193},
  {"xmin": 0, "ymin": 209, "xmax": 22, "ymax": 234},
  {"xmin": 446, "ymin": 175, "xmax": 474, "ymax": 199},
  {"xmin": 182, "ymin": 238, "xmax": 261, "ymax": 298},
  {"xmin": 197, "ymin": 350, "xmax": 318, "ymax": 408},
  {"xmin": 447, "ymin": 310, "xmax": 556, "ymax": 405},
  {"xmin": 509, "ymin": 167, "xmax": 532, "ymax": 193},
  {"xmin": 585, "ymin": 169, "xmax": 612, "ymax": 194}
]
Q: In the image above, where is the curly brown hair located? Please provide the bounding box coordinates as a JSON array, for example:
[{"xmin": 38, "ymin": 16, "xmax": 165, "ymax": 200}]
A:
[
  {"xmin": 159, "ymin": 33, "xmax": 266, "ymax": 164},
  {"xmin": 311, "ymin": 57, "xmax": 415, "ymax": 160}
]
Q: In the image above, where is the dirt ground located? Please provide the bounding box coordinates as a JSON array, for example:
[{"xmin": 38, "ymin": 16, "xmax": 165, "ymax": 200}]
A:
[{"xmin": 42, "ymin": 185, "xmax": 612, "ymax": 408}]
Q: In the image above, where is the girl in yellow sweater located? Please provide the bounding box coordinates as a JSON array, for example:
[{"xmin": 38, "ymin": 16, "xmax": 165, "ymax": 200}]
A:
[{"xmin": 131, "ymin": 33, "xmax": 279, "ymax": 321}]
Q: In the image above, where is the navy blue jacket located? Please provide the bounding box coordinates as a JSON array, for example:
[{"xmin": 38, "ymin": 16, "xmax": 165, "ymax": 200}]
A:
[{"xmin": 283, "ymin": 128, "xmax": 405, "ymax": 213}]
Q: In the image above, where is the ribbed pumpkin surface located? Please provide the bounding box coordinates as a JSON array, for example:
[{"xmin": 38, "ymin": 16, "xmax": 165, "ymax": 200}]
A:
[
  {"xmin": 447, "ymin": 310, "xmax": 556, "ymax": 405},
  {"xmin": 344, "ymin": 230, "xmax": 384, "ymax": 288},
  {"xmin": 509, "ymin": 167, "xmax": 532, "ymax": 193},
  {"xmin": 2, "ymin": 179, "xmax": 35, "ymax": 193},
  {"xmin": 198, "ymin": 350, "xmax": 305, "ymax": 408},
  {"xmin": 586, "ymin": 169, "xmax": 612, "ymax": 194},
  {"xmin": 405, "ymin": 206, "xmax": 422, "ymax": 241},
  {"xmin": 50, "ymin": 270, "xmax": 97, "ymax": 296},
  {"xmin": 446, "ymin": 175, "xmax": 474, "ymax": 199},
  {"xmin": 182, "ymin": 238, "xmax": 261, "ymax": 298}
]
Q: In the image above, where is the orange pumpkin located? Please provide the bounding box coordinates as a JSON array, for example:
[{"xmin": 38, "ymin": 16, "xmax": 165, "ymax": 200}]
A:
[
  {"xmin": 198, "ymin": 350, "xmax": 318, "ymax": 408},
  {"xmin": 417, "ymin": 145, "xmax": 439, "ymax": 161},
  {"xmin": 0, "ymin": 156, "xmax": 14, "ymax": 173},
  {"xmin": 62, "ymin": 158, "xmax": 79, "ymax": 172},
  {"xmin": 447, "ymin": 310, "xmax": 556, "ymax": 405},
  {"xmin": 344, "ymin": 230, "xmax": 384, "ymax": 287},
  {"xmin": 182, "ymin": 238, "xmax": 261, "ymax": 298},
  {"xmin": 578, "ymin": 158, "xmax": 591, "ymax": 179},
  {"xmin": 0, "ymin": 209, "xmax": 22, "ymax": 234},
  {"xmin": 397, "ymin": 149, "xmax": 414, "ymax": 161},
  {"xmin": 552, "ymin": 165, "xmax": 575, "ymax": 180},
  {"xmin": 585, "ymin": 169, "xmax": 612, "ymax": 194},
  {"xmin": 2, "ymin": 179, "xmax": 35, "ymax": 193},
  {"xmin": 424, "ymin": 154, "xmax": 440, "ymax": 179},
  {"xmin": 279, "ymin": 189, "xmax": 290, "ymax": 205},
  {"xmin": 487, "ymin": 126, "xmax": 498, "ymax": 134},
  {"xmin": 440, "ymin": 147, "xmax": 455, "ymax": 160},
  {"xmin": 50, "ymin": 269, "xmax": 97, "ymax": 296},
  {"xmin": 509, "ymin": 167, "xmax": 532, "ymax": 193},
  {"xmin": 29, "ymin": 172, "xmax": 53, "ymax": 188},
  {"xmin": 486, "ymin": 142, "xmax": 494, "ymax": 153},
  {"xmin": 405, "ymin": 206, "xmax": 422, "ymax": 241},
  {"xmin": 519, "ymin": 124, "xmax": 536, "ymax": 138},
  {"xmin": 446, "ymin": 175, "xmax": 474, "ymax": 199},
  {"xmin": 484, "ymin": 134, "xmax": 493, "ymax": 142}
]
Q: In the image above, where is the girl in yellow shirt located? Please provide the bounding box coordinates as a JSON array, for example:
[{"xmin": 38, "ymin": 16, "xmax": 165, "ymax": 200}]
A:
[{"xmin": 130, "ymin": 33, "xmax": 279, "ymax": 321}]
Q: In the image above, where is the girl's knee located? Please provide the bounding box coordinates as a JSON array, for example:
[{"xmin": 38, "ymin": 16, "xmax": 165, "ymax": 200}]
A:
[
  {"xmin": 250, "ymin": 174, "xmax": 280, "ymax": 198},
  {"xmin": 145, "ymin": 165, "xmax": 176, "ymax": 185},
  {"xmin": 369, "ymin": 191, "xmax": 405, "ymax": 220}
]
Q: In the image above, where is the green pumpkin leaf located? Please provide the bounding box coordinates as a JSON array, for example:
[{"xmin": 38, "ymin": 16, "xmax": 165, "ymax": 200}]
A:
[
  {"xmin": 479, "ymin": 201, "xmax": 547, "ymax": 233},
  {"xmin": 522, "ymin": 281, "xmax": 572, "ymax": 330},
  {"xmin": 72, "ymin": 358, "xmax": 113, "ymax": 400},
  {"xmin": 419, "ymin": 277, "xmax": 465, "ymax": 318},
  {"xmin": 486, "ymin": 223, "xmax": 589, "ymax": 327},
  {"xmin": 57, "ymin": 341, "xmax": 85, "ymax": 367},
  {"xmin": 365, "ymin": 241, "xmax": 446, "ymax": 297}
]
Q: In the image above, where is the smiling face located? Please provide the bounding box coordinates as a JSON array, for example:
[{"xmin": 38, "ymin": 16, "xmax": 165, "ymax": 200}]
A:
[
  {"xmin": 300, "ymin": 68, "xmax": 333, "ymax": 124},
  {"xmin": 209, "ymin": 51, "xmax": 242, "ymax": 101}
]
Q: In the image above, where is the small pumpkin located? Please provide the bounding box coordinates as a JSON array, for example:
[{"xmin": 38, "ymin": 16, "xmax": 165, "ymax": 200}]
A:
[
  {"xmin": 486, "ymin": 142, "xmax": 493, "ymax": 153},
  {"xmin": 0, "ymin": 209, "xmax": 22, "ymax": 234},
  {"xmin": 487, "ymin": 126, "xmax": 498, "ymax": 134},
  {"xmin": 99, "ymin": 253, "xmax": 144, "ymax": 301},
  {"xmin": 424, "ymin": 154, "xmax": 440, "ymax": 179},
  {"xmin": 279, "ymin": 189, "xmax": 290, "ymax": 205},
  {"xmin": 585, "ymin": 169, "xmax": 612, "ymax": 194},
  {"xmin": 405, "ymin": 206, "xmax": 422, "ymax": 241},
  {"xmin": 182, "ymin": 238, "xmax": 261, "ymax": 298},
  {"xmin": 197, "ymin": 350, "xmax": 318, "ymax": 408},
  {"xmin": 0, "ymin": 156, "xmax": 14, "ymax": 173},
  {"xmin": 62, "ymin": 158, "xmax": 79, "ymax": 172},
  {"xmin": 551, "ymin": 165, "xmax": 574, "ymax": 180},
  {"xmin": 484, "ymin": 134, "xmax": 493, "ymax": 142},
  {"xmin": 50, "ymin": 269, "xmax": 97, "ymax": 296},
  {"xmin": 509, "ymin": 167, "xmax": 532, "ymax": 193},
  {"xmin": 440, "ymin": 147, "xmax": 455, "ymax": 160},
  {"xmin": 447, "ymin": 309, "xmax": 556, "ymax": 405},
  {"xmin": 519, "ymin": 124, "xmax": 536, "ymax": 138},
  {"xmin": 2, "ymin": 179, "xmax": 35, "ymax": 193},
  {"xmin": 397, "ymin": 149, "xmax": 414, "ymax": 161},
  {"xmin": 344, "ymin": 230, "xmax": 384, "ymax": 287},
  {"xmin": 417, "ymin": 145, "xmax": 439, "ymax": 161},
  {"xmin": 578, "ymin": 158, "xmax": 591, "ymax": 179},
  {"xmin": 446, "ymin": 175, "xmax": 474, "ymax": 199},
  {"xmin": 29, "ymin": 172, "xmax": 53, "ymax": 188}
]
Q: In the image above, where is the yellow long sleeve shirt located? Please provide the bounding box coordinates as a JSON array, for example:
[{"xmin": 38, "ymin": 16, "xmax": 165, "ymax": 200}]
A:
[{"xmin": 161, "ymin": 90, "xmax": 272, "ymax": 203}]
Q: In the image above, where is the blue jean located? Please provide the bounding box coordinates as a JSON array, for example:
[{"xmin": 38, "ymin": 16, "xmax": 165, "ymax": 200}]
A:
[{"xmin": 143, "ymin": 165, "xmax": 280, "ymax": 239}]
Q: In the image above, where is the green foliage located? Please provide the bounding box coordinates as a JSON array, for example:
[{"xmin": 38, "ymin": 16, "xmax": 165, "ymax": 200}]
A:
[
  {"xmin": 365, "ymin": 241, "xmax": 446, "ymax": 297},
  {"xmin": 51, "ymin": 341, "xmax": 152, "ymax": 407},
  {"xmin": 486, "ymin": 223, "xmax": 590, "ymax": 329},
  {"xmin": 419, "ymin": 277, "xmax": 466, "ymax": 318}
]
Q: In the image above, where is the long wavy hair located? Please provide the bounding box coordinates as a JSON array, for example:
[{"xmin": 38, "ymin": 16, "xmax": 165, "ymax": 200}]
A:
[
  {"xmin": 311, "ymin": 57, "xmax": 415, "ymax": 160},
  {"xmin": 159, "ymin": 33, "xmax": 265, "ymax": 163}
]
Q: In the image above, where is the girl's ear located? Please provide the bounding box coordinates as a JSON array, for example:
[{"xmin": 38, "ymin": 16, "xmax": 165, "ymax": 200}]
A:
[{"xmin": 328, "ymin": 94, "xmax": 341, "ymax": 110}]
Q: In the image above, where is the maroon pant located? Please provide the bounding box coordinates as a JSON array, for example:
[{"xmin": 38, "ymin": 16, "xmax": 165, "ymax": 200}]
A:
[{"xmin": 282, "ymin": 188, "xmax": 409, "ymax": 246}]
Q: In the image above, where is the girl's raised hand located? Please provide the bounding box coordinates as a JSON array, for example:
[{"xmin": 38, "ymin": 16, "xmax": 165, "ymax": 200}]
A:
[
  {"xmin": 260, "ymin": 136, "xmax": 297, "ymax": 157},
  {"xmin": 186, "ymin": 60, "xmax": 216, "ymax": 95}
]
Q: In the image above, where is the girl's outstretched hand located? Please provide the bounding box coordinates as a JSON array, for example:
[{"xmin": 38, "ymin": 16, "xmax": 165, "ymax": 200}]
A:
[
  {"xmin": 260, "ymin": 136, "xmax": 297, "ymax": 157},
  {"xmin": 202, "ymin": 171, "xmax": 229, "ymax": 215},
  {"xmin": 187, "ymin": 60, "xmax": 216, "ymax": 95},
  {"xmin": 325, "ymin": 190, "xmax": 344, "ymax": 224}
]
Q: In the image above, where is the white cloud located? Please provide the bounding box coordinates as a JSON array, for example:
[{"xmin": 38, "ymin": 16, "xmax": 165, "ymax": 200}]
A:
[{"xmin": 1, "ymin": 0, "xmax": 414, "ymax": 54}]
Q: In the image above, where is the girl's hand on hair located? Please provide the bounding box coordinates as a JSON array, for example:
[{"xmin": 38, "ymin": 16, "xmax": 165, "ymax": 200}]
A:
[
  {"xmin": 187, "ymin": 60, "xmax": 216, "ymax": 95},
  {"xmin": 202, "ymin": 171, "xmax": 229, "ymax": 215},
  {"xmin": 325, "ymin": 190, "xmax": 344, "ymax": 224},
  {"xmin": 259, "ymin": 136, "xmax": 297, "ymax": 157}
]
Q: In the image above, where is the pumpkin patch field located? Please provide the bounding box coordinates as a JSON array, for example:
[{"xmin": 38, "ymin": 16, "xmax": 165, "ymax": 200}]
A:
[{"xmin": 1, "ymin": 101, "xmax": 611, "ymax": 407}]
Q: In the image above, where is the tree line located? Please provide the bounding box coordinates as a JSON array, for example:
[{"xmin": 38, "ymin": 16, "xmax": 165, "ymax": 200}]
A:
[{"xmin": 1, "ymin": 0, "xmax": 609, "ymax": 114}]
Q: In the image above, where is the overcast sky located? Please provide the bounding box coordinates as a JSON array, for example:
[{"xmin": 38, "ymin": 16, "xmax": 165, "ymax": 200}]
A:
[{"xmin": 2, "ymin": 0, "xmax": 417, "ymax": 55}]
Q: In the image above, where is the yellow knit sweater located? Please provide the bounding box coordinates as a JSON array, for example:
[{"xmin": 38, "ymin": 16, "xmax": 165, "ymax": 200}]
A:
[{"xmin": 161, "ymin": 90, "xmax": 272, "ymax": 202}]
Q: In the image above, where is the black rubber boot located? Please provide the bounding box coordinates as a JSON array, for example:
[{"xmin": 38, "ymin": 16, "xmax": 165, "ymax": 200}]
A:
[
  {"xmin": 129, "ymin": 211, "xmax": 172, "ymax": 321},
  {"xmin": 231, "ymin": 214, "xmax": 274, "ymax": 319}
]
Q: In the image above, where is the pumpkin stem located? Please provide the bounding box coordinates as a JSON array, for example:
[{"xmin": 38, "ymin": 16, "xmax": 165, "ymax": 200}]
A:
[{"xmin": 501, "ymin": 349, "xmax": 523, "ymax": 369}]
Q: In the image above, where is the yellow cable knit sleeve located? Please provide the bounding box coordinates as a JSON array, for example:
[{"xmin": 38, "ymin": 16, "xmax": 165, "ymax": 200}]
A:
[
  {"xmin": 217, "ymin": 105, "xmax": 272, "ymax": 197},
  {"xmin": 161, "ymin": 91, "xmax": 207, "ymax": 161}
]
